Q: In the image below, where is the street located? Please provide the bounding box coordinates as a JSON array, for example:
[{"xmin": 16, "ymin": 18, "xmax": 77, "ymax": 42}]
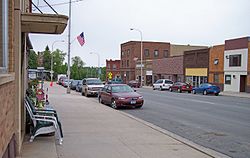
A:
[{"xmin": 115, "ymin": 88, "xmax": 250, "ymax": 158}]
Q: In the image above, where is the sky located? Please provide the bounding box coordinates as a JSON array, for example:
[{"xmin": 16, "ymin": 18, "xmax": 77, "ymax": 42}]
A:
[{"xmin": 29, "ymin": 0, "xmax": 250, "ymax": 67}]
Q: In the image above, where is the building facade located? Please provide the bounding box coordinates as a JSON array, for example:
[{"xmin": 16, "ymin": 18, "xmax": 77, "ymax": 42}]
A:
[
  {"xmin": 0, "ymin": 0, "xmax": 68, "ymax": 157},
  {"xmin": 184, "ymin": 48, "xmax": 210, "ymax": 87},
  {"xmin": 170, "ymin": 44, "xmax": 208, "ymax": 57},
  {"xmin": 152, "ymin": 56, "xmax": 184, "ymax": 83},
  {"xmin": 224, "ymin": 37, "xmax": 250, "ymax": 92},
  {"xmin": 208, "ymin": 45, "xmax": 225, "ymax": 90},
  {"xmin": 120, "ymin": 41, "xmax": 170, "ymax": 84},
  {"xmin": 106, "ymin": 59, "xmax": 120, "ymax": 81}
]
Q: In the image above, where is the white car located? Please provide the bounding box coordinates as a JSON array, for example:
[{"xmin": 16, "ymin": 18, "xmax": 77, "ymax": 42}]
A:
[
  {"xmin": 153, "ymin": 79, "xmax": 173, "ymax": 91},
  {"xmin": 81, "ymin": 78, "xmax": 104, "ymax": 97}
]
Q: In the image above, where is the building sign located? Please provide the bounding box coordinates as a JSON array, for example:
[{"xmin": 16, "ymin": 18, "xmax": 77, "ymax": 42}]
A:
[
  {"xmin": 146, "ymin": 70, "xmax": 152, "ymax": 75},
  {"xmin": 136, "ymin": 64, "xmax": 144, "ymax": 68}
]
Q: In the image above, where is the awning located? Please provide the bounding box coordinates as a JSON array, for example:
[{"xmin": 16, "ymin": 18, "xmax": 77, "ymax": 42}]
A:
[{"xmin": 21, "ymin": 13, "xmax": 68, "ymax": 34}]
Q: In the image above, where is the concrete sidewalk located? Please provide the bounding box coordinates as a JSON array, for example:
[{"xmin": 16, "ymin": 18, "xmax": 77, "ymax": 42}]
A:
[{"xmin": 20, "ymin": 83, "xmax": 230, "ymax": 158}]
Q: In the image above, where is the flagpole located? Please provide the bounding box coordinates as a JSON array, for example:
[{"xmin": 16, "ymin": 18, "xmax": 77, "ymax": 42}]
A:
[{"xmin": 67, "ymin": 0, "xmax": 72, "ymax": 94}]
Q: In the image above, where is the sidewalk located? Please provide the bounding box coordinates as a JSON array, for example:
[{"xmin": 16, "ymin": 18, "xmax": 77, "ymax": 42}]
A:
[{"xmin": 20, "ymin": 83, "xmax": 230, "ymax": 158}]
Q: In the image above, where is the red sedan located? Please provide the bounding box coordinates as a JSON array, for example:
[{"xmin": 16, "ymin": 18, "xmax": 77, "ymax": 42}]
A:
[
  {"xmin": 169, "ymin": 82, "xmax": 192, "ymax": 93},
  {"xmin": 98, "ymin": 84, "xmax": 144, "ymax": 109},
  {"xmin": 128, "ymin": 80, "xmax": 141, "ymax": 88}
]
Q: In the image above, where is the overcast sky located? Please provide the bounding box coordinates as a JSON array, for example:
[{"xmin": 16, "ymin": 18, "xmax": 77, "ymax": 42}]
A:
[{"xmin": 29, "ymin": 0, "xmax": 250, "ymax": 67}]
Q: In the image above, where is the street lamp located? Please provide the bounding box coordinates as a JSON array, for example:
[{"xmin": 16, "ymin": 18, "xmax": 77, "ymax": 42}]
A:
[
  {"xmin": 90, "ymin": 52, "xmax": 100, "ymax": 79},
  {"xmin": 67, "ymin": 0, "xmax": 72, "ymax": 94},
  {"xmin": 51, "ymin": 40, "xmax": 64, "ymax": 82},
  {"xmin": 130, "ymin": 28, "xmax": 143, "ymax": 87}
]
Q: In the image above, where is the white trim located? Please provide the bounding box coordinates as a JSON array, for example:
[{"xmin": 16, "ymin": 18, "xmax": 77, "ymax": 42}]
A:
[{"xmin": 1, "ymin": 0, "xmax": 8, "ymax": 73}]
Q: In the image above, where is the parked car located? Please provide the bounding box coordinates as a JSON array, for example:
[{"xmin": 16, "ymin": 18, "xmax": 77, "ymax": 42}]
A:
[
  {"xmin": 153, "ymin": 79, "xmax": 173, "ymax": 90},
  {"xmin": 192, "ymin": 83, "xmax": 220, "ymax": 96},
  {"xmin": 169, "ymin": 82, "xmax": 192, "ymax": 93},
  {"xmin": 63, "ymin": 79, "xmax": 73, "ymax": 88},
  {"xmin": 98, "ymin": 84, "xmax": 144, "ymax": 109},
  {"xmin": 58, "ymin": 76, "xmax": 67, "ymax": 85},
  {"xmin": 108, "ymin": 78, "xmax": 123, "ymax": 84},
  {"xmin": 128, "ymin": 80, "xmax": 140, "ymax": 88},
  {"xmin": 76, "ymin": 80, "xmax": 83, "ymax": 92},
  {"xmin": 70, "ymin": 80, "xmax": 81, "ymax": 90},
  {"xmin": 81, "ymin": 78, "xmax": 104, "ymax": 97}
]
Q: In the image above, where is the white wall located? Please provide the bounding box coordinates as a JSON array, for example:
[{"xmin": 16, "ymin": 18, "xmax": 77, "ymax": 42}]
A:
[{"xmin": 224, "ymin": 48, "xmax": 248, "ymax": 92}]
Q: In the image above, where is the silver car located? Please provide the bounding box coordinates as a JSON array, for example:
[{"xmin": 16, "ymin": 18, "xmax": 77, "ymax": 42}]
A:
[
  {"xmin": 153, "ymin": 79, "xmax": 173, "ymax": 91},
  {"xmin": 81, "ymin": 78, "xmax": 104, "ymax": 97}
]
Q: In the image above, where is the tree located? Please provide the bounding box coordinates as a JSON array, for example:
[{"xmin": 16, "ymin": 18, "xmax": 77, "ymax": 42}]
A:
[
  {"xmin": 42, "ymin": 45, "xmax": 52, "ymax": 70},
  {"xmin": 28, "ymin": 50, "xmax": 38, "ymax": 69},
  {"xmin": 71, "ymin": 56, "xmax": 86, "ymax": 80},
  {"xmin": 52, "ymin": 49, "xmax": 67, "ymax": 77}
]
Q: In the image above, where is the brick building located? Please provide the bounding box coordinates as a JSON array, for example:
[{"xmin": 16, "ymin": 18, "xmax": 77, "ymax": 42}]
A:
[
  {"xmin": 0, "ymin": 0, "xmax": 68, "ymax": 157},
  {"xmin": 120, "ymin": 41, "xmax": 170, "ymax": 84},
  {"xmin": 152, "ymin": 56, "xmax": 184, "ymax": 83},
  {"xmin": 184, "ymin": 48, "xmax": 210, "ymax": 87},
  {"xmin": 106, "ymin": 59, "xmax": 121, "ymax": 81},
  {"xmin": 208, "ymin": 45, "xmax": 225, "ymax": 90}
]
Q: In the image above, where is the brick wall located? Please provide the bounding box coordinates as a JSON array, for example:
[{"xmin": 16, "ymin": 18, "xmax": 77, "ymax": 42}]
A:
[
  {"xmin": 184, "ymin": 48, "xmax": 210, "ymax": 69},
  {"xmin": 0, "ymin": 81, "xmax": 15, "ymax": 158},
  {"xmin": 247, "ymin": 42, "xmax": 250, "ymax": 92},
  {"xmin": 152, "ymin": 56, "xmax": 183, "ymax": 75},
  {"xmin": 170, "ymin": 44, "xmax": 208, "ymax": 57},
  {"xmin": 106, "ymin": 59, "xmax": 121, "ymax": 81}
]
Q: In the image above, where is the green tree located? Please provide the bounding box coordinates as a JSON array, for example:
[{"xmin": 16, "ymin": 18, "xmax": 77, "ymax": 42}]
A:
[
  {"xmin": 28, "ymin": 50, "xmax": 38, "ymax": 69},
  {"xmin": 71, "ymin": 56, "xmax": 86, "ymax": 80},
  {"xmin": 42, "ymin": 45, "xmax": 52, "ymax": 70},
  {"xmin": 52, "ymin": 49, "xmax": 67, "ymax": 77}
]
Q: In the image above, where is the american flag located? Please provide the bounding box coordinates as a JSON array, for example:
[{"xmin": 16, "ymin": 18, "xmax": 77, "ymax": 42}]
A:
[{"xmin": 77, "ymin": 32, "xmax": 85, "ymax": 46}]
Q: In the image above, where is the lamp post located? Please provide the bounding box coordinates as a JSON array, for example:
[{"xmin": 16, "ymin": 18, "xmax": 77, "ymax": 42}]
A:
[
  {"xmin": 66, "ymin": 0, "xmax": 72, "ymax": 94},
  {"xmin": 90, "ymin": 52, "xmax": 100, "ymax": 79},
  {"xmin": 130, "ymin": 28, "xmax": 143, "ymax": 87},
  {"xmin": 51, "ymin": 40, "xmax": 64, "ymax": 82}
]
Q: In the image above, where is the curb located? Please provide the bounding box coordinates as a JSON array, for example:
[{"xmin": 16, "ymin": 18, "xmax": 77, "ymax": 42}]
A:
[{"xmin": 118, "ymin": 110, "xmax": 231, "ymax": 158}]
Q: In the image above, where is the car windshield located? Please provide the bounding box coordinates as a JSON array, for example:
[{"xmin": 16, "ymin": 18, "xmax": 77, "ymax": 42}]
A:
[
  {"xmin": 112, "ymin": 85, "xmax": 134, "ymax": 93},
  {"xmin": 86, "ymin": 79, "xmax": 102, "ymax": 85}
]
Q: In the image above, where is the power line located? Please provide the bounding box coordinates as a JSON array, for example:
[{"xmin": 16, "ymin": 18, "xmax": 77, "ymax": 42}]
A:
[{"xmin": 37, "ymin": 0, "xmax": 84, "ymax": 8}]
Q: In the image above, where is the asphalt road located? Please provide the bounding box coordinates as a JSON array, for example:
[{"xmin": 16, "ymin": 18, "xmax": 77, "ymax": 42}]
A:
[{"xmin": 121, "ymin": 88, "xmax": 250, "ymax": 158}]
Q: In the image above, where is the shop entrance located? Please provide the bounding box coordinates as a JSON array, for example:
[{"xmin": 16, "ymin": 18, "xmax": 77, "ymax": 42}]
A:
[{"xmin": 240, "ymin": 75, "xmax": 247, "ymax": 92}]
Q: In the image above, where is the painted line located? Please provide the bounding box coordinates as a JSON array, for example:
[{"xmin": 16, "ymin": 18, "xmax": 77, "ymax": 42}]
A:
[{"xmin": 118, "ymin": 111, "xmax": 231, "ymax": 158}]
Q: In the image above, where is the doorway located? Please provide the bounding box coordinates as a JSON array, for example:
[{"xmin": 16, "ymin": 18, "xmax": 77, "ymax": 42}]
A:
[{"xmin": 240, "ymin": 75, "xmax": 247, "ymax": 92}]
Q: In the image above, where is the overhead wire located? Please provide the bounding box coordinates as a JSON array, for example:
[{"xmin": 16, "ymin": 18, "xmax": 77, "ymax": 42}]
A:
[{"xmin": 36, "ymin": 0, "xmax": 84, "ymax": 8}]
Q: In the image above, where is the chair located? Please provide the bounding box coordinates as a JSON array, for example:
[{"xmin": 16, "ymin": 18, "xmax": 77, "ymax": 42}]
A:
[{"xmin": 24, "ymin": 97, "xmax": 63, "ymax": 144}]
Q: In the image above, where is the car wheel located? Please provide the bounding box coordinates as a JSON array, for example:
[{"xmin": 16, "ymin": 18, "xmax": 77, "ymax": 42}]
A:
[
  {"xmin": 188, "ymin": 91, "xmax": 191, "ymax": 93},
  {"xmin": 81, "ymin": 90, "xmax": 84, "ymax": 96},
  {"xmin": 85, "ymin": 90, "xmax": 88, "ymax": 97},
  {"xmin": 169, "ymin": 88, "xmax": 172, "ymax": 92},
  {"xmin": 215, "ymin": 93, "xmax": 219, "ymax": 96},
  {"xmin": 136, "ymin": 105, "xmax": 142, "ymax": 109},
  {"xmin": 203, "ymin": 90, "xmax": 207, "ymax": 95},
  {"xmin": 111, "ymin": 99, "xmax": 117, "ymax": 109},
  {"xmin": 98, "ymin": 96, "xmax": 104, "ymax": 104},
  {"xmin": 192, "ymin": 89, "xmax": 196, "ymax": 94},
  {"xmin": 177, "ymin": 88, "xmax": 181, "ymax": 93},
  {"xmin": 153, "ymin": 86, "xmax": 155, "ymax": 90},
  {"xmin": 160, "ymin": 86, "xmax": 163, "ymax": 91}
]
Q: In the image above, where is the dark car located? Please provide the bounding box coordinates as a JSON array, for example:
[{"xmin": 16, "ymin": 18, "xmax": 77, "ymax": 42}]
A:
[
  {"xmin": 169, "ymin": 82, "xmax": 192, "ymax": 93},
  {"xmin": 98, "ymin": 84, "xmax": 143, "ymax": 109},
  {"xmin": 192, "ymin": 83, "xmax": 220, "ymax": 96},
  {"xmin": 76, "ymin": 80, "xmax": 83, "ymax": 92},
  {"xmin": 128, "ymin": 80, "xmax": 140, "ymax": 88},
  {"xmin": 70, "ymin": 80, "xmax": 81, "ymax": 90},
  {"xmin": 108, "ymin": 78, "xmax": 123, "ymax": 84},
  {"xmin": 58, "ymin": 76, "xmax": 67, "ymax": 85}
]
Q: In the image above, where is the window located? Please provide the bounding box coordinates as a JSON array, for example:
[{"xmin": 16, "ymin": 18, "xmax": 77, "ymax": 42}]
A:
[
  {"xmin": 154, "ymin": 50, "xmax": 159, "ymax": 57},
  {"xmin": 121, "ymin": 51, "xmax": 125, "ymax": 57},
  {"xmin": 107, "ymin": 64, "xmax": 110, "ymax": 69},
  {"xmin": 0, "ymin": 1, "xmax": 8, "ymax": 73},
  {"xmin": 163, "ymin": 50, "xmax": 169, "ymax": 58},
  {"xmin": 127, "ymin": 60, "xmax": 129, "ymax": 67},
  {"xmin": 225, "ymin": 75, "xmax": 231, "ymax": 84},
  {"xmin": 113, "ymin": 64, "xmax": 117, "ymax": 70},
  {"xmin": 144, "ymin": 49, "xmax": 149, "ymax": 57},
  {"xmin": 214, "ymin": 59, "xmax": 219, "ymax": 65},
  {"xmin": 127, "ymin": 49, "xmax": 130, "ymax": 57},
  {"xmin": 229, "ymin": 54, "xmax": 241, "ymax": 67},
  {"xmin": 214, "ymin": 74, "xmax": 219, "ymax": 83}
]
